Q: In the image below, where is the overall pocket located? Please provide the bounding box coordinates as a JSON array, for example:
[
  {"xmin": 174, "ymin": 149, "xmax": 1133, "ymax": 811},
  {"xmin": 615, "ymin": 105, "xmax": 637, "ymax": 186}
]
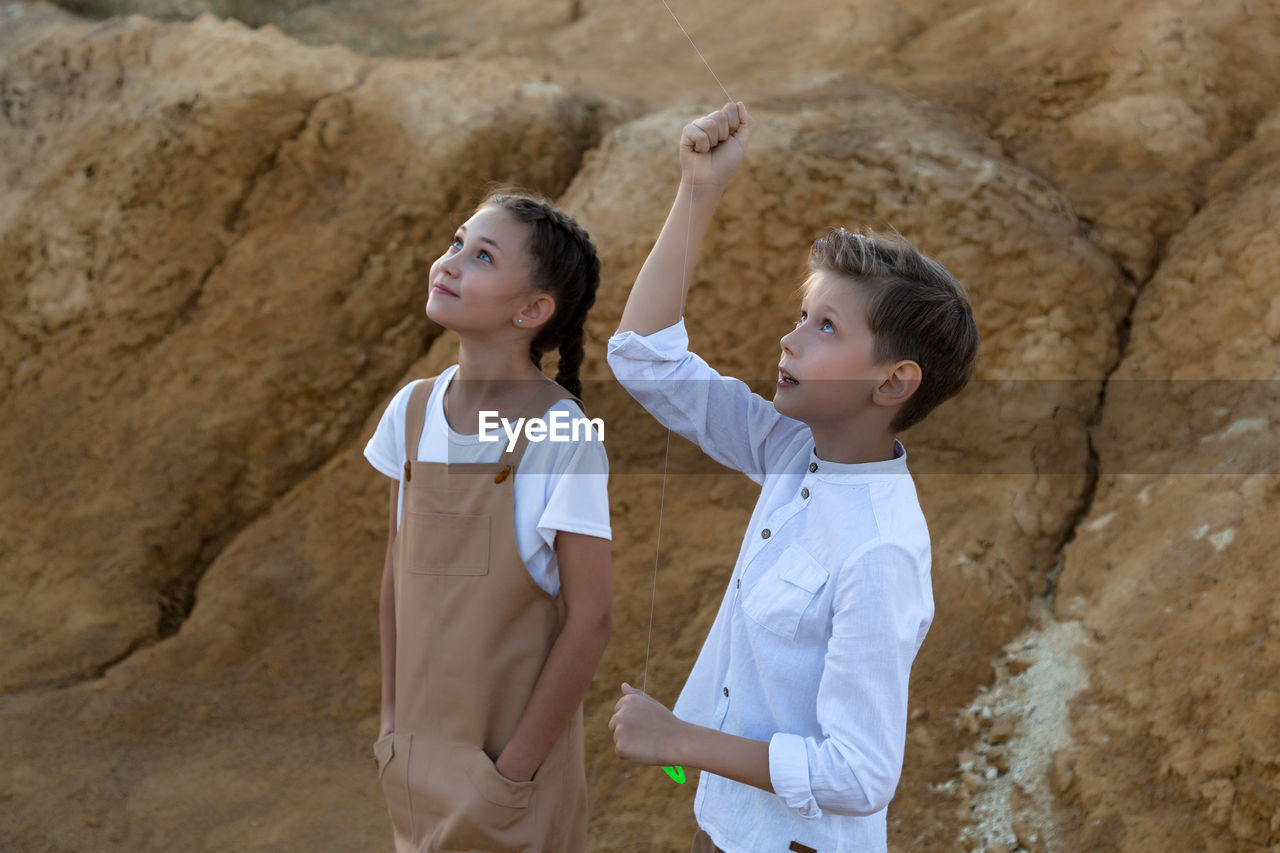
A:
[
  {"xmin": 406, "ymin": 511, "xmax": 490, "ymax": 575},
  {"xmin": 373, "ymin": 731, "xmax": 395, "ymax": 780},
  {"xmin": 741, "ymin": 543, "xmax": 829, "ymax": 639},
  {"xmin": 427, "ymin": 743, "xmax": 538, "ymax": 853},
  {"xmin": 376, "ymin": 732, "xmax": 415, "ymax": 842}
]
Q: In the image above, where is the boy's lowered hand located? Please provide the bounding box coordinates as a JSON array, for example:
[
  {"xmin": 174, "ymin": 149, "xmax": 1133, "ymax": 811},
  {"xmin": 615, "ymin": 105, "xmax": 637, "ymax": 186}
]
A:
[
  {"xmin": 609, "ymin": 682, "xmax": 686, "ymax": 766},
  {"xmin": 610, "ymin": 681, "xmax": 777, "ymax": 795},
  {"xmin": 680, "ymin": 101, "xmax": 752, "ymax": 188}
]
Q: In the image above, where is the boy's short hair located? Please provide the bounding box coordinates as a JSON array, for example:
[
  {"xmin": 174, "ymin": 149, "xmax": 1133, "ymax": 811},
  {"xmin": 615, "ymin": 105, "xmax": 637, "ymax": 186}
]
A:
[{"xmin": 807, "ymin": 228, "xmax": 979, "ymax": 431}]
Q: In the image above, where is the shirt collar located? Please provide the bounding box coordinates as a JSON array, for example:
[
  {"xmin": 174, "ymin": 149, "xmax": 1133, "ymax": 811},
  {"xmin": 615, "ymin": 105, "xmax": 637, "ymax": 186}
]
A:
[{"xmin": 807, "ymin": 439, "xmax": 909, "ymax": 481}]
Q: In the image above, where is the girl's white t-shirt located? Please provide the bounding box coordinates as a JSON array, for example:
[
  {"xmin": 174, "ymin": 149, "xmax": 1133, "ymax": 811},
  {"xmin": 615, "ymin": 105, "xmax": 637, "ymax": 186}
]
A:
[{"xmin": 364, "ymin": 365, "xmax": 611, "ymax": 596}]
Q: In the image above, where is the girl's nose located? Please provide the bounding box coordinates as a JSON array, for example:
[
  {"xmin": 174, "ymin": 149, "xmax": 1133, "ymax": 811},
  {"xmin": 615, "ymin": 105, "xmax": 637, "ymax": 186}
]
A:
[
  {"xmin": 780, "ymin": 327, "xmax": 798, "ymax": 355},
  {"xmin": 436, "ymin": 249, "xmax": 461, "ymax": 277}
]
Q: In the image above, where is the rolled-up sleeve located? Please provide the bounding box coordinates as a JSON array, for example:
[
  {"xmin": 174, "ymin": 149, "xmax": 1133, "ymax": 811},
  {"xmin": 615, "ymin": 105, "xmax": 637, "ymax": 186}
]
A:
[
  {"xmin": 768, "ymin": 732, "xmax": 823, "ymax": 819},
  {"xmin": 605, "ymin": 319, "xmax": 692, "ymax": 381},
  {"xmin": 769, "ymin": 541, "xmax": 933, "ymax": 817},
  {"xmin": 606, "ymin": 320, "xmax": 806, "ymax": 482}
]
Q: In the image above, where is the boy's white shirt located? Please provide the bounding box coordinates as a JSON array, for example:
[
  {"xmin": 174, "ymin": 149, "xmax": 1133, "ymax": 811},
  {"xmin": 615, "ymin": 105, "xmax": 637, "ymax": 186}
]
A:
[
  {"xmin": 607, "ymin": 319, "xmax": 933, "ymax": 853},
  {"xmin": 364, "ymin": 365, "xmax": 612, "ymax": 597}
]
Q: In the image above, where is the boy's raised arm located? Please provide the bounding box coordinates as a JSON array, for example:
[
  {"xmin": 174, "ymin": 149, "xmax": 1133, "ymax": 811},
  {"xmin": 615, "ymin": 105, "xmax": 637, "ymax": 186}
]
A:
[{"xmin": 617, "ymin": 102, "xmax": 752, "ymax": 337}]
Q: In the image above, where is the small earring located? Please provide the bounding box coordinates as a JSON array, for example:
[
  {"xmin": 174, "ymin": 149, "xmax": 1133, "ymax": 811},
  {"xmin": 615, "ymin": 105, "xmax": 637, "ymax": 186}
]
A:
[{"xmin": 517, "ymin": 318, "xmax": 524, "ymax": 324}]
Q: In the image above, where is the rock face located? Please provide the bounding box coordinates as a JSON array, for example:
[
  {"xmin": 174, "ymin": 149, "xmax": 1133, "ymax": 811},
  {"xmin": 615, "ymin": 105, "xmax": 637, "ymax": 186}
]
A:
[
  {"xmin": 951, "ymin": 107, "xmax": 1280, "ymax": 853},
  {"xmin": 2, "ymin": 1, "xmax": 1279, "ymax": 851},
  {"xmin": 885, "ymin": 0, "xmax": 1280, "ymax": 283},
  {"xmin": 1, "ymin": 404, "xmax": 401, "ymax": 849},
  {"xmin": 0, "ymin": 14, "xmax": 603, "ymax": 693},
  {"xmin": 66, "ymin": 0, "xmax": 1280, "ymax": 284},
  {"xmin": 1045, "ymin": 110, "xmax": 1280, "ymax": 851}
]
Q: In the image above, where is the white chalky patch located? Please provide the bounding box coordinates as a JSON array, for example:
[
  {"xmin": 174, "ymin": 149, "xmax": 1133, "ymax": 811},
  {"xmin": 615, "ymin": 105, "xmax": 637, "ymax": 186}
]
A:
[
  {"xmin": 1085, "ymin": 511, "xmax": 1117, "ymax": 533},
  {"xmin": 1201, "ymin": 416, "xmax": 1267, "ymax": 442},
  {"xmin": 954, "ymin": 620, "xmax": 1093, "ymax": 852},
  {"xmin": 1209, "ymin": 528, "xmax": 1236, "ymax": 551},
  {"xmin": 1223, "ymin": 417, "xmax": 1267, "ymax": 437}
]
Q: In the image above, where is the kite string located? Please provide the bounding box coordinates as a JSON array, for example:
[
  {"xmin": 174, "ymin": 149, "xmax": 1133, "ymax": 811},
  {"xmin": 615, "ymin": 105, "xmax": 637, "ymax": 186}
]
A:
[
  {"xmin": 639, "ymin": 428, "xmax": 673, "ymax": 696},
  {"xmin": 658, "ymin": 0, "xmax": 735, "ymax": 105},
  {"xmin": 640, "ymin": 163, "xmax": 695, "ymax": 697},
  {"xmin": 640, "ymin": 0, "xmax": 731, "ymax": 697}
]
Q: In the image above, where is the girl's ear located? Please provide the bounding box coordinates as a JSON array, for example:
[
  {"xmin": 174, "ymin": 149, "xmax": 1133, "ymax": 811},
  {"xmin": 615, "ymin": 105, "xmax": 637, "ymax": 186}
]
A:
[
  {"xmin": 516, "ymin": 291, "xmax": 557, "ymax": 330},
  {"xmin": 873, "ymin": 359, "xmax": 921, "ymax": 408}
]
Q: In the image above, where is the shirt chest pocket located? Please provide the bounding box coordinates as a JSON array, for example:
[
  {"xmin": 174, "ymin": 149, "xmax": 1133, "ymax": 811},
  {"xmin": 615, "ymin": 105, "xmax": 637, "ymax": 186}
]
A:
[{"xmin": 740, "ymin": 543, "xmax": 829, "ymax": 640}]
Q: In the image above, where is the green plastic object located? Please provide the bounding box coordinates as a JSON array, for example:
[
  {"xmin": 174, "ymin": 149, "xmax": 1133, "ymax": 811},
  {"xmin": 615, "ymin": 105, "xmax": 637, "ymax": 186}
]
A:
[{"xmin": 662, "ymin": 765, "xmax": 686, "ymax": 784}]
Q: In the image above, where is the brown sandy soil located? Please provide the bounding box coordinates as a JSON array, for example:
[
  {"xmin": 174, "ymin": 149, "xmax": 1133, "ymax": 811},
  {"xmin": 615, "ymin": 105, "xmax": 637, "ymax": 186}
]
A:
[{"xmin": 2, "ymin": 1, "xmax": 1278, "ymax": 851}]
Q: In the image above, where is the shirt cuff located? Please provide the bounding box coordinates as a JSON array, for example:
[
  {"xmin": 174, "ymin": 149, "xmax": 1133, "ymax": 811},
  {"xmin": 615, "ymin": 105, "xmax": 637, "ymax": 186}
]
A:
[
  {"xmin": 606, "ymin": 318, "xmax": 689, "ymax": 363},
  {"xmin": 769, "ymin": 732, "xmax": 823, "ymax": 819}
]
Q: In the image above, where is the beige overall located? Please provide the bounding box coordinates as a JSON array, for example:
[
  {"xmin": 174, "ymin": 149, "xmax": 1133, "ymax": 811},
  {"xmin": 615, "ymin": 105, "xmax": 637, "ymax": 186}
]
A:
[{"xmin": 373, "ymin": 377, "xmax": 589, "ymax": 853}]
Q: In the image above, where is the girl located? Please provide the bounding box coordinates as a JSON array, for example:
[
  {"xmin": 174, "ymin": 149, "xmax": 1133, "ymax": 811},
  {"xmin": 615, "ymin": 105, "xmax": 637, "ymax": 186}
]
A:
[{"xmin": 363, "ymin": 191, "xmax": 612, "ymax": 853}]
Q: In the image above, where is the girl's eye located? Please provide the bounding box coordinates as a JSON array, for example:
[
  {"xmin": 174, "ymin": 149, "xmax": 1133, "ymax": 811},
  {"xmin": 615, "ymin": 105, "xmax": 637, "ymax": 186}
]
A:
[
  {"xmin": 450, "ymin": 237, "xmax": 463, "ymax": 250},
  {"xmin": 821, "ymin": 319, "xmax": 835, "ymax": 332},
  {"xmin": 478, "ymin": 250, "xmax": 493, "ymax": 263},
  {"xmin": 795, "ymin": 312, "xmax": 807, "ymax": 328}
]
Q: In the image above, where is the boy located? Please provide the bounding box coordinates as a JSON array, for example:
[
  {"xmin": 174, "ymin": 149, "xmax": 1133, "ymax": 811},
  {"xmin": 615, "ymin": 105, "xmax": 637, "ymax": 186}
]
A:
[{"xmin": 606, "ymin": 103, "xmax": 979, "ymax": 853}]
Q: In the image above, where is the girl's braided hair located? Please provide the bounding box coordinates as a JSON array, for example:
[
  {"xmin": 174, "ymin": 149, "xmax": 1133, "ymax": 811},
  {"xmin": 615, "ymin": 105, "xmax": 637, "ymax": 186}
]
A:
[{"xmin": 482, "ymin": 190, "xmax": 600, "ymax": 399}]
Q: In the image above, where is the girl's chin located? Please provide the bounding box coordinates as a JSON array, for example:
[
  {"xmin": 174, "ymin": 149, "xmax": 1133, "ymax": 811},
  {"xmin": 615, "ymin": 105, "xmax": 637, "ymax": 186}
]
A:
[{"xmin": 424, "ymin": 301, "xmax": 454, "ymax": 326}]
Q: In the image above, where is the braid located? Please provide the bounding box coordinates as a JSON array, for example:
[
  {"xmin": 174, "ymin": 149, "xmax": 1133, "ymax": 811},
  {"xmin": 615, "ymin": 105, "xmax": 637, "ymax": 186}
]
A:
[
  {"xmin": 547, "ymin": 211, "xmax": 599, "ymax": 400},
  {"xmin": 551, "ymin": 260, "xmax": 598, "ymax": 398},
  {"xmin": 482, "ymin": 190, "xmax": 601, "ymax": 401}
]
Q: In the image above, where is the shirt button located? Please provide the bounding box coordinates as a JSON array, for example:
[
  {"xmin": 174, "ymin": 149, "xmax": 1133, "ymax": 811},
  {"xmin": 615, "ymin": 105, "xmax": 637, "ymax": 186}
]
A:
[
  {"xmin": 801, "ymin": 488, "xmax": 810, "ymax": 499},
  {"xmin": 761, "ymin": 529, "xmax": 771, "ymax": 539},
  {"xmin": 809, "ymin": 462, "xmax": 818, "ymax": 473},
  {"xmin": 723, "ymin": 687, "xmax": 729, "ymax": 697}
]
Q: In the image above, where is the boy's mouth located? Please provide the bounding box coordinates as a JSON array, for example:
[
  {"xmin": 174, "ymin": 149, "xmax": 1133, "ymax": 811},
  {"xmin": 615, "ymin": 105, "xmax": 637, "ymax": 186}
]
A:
[{"xmin": 778, "ymin": 366, "xmax": 799, "ymax": 388}]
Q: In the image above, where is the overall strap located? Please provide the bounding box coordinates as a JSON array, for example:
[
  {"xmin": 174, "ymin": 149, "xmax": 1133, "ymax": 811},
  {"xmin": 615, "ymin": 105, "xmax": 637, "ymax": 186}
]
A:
[
  {"xmin": 403, "ymin": 377, "xmax": 438, "ymax": 477},
  {"xmin": 504, "ymin": 382, "xmax": 585, "ymax": 472}
]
